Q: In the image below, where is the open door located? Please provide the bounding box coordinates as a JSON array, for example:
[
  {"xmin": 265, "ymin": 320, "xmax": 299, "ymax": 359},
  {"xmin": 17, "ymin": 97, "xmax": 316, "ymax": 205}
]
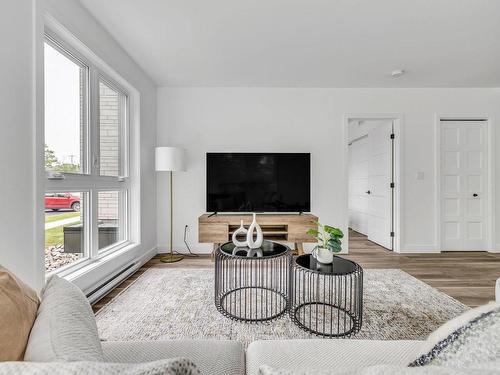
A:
[{"xmin": 367, "ymin": 120, "xmax": 394, "ymax": 250}]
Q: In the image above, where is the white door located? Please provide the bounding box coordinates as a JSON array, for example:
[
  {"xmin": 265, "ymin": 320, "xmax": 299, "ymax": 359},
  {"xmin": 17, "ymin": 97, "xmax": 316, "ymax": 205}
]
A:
[
  {"xmin": 367, "ymin": 120, "xmax": 393, "ymax": 250},
  {"xmin": 348, "ymin": 135, "xmax": 370, "ymax": 235},
  {"xmin": 441, "ymin": 120, "xmax": 488, "ymax": 251}
]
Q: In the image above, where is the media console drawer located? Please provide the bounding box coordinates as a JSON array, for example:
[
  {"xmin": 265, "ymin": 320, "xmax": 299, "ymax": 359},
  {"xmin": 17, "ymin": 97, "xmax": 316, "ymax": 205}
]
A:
[{"xmin": 199, "ymin": 223, "xmax": 228, "ymax": 243}]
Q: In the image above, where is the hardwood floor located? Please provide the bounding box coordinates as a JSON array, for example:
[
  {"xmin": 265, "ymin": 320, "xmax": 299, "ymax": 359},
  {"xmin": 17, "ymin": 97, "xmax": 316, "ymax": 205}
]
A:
[
  {"xmin": 346, "ymin": 230, "xmax": 500, "ymax": 307},
  {"xmin": 92, "ymin": 230, "xmax": 500, "ymax": 312}
]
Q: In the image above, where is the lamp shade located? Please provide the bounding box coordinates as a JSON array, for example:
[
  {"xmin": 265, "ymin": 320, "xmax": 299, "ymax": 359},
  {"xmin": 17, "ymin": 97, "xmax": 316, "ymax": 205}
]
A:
[{"xmin": 155, "ymin": 147, "xmax": 186, "ymax": 172}]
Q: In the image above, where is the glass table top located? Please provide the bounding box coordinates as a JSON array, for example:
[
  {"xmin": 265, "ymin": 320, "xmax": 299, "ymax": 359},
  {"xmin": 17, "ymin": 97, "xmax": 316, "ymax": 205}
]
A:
[
  {"xmin": 219, "ymin": 240, "xmax": 290, "ymax": 258},
  {"xmin": 295, "ymin": 254, "xmax": 359, "ymax": 275}
]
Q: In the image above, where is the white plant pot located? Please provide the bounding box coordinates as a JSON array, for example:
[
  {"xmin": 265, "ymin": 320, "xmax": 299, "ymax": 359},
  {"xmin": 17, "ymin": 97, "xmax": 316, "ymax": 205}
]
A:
[{"xmin": 315, "ymin": 248, "xmax": 333, "ymax": 264}]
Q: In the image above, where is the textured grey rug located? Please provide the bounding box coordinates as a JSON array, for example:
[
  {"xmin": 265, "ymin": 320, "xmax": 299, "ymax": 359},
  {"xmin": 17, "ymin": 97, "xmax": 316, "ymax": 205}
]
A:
[{"xmin": 96, "ymin": 268, "xmax": 468, "ymax": 346}]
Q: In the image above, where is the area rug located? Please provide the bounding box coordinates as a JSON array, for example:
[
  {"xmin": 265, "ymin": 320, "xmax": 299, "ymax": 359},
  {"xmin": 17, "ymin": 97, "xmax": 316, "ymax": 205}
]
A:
[{"xmin": 96, "ymin": 268, "xmax": 468, "ymax": 346}]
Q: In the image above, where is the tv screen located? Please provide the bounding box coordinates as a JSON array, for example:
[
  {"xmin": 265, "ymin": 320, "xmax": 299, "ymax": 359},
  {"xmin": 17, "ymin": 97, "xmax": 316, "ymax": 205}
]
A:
[{"xmin": 206, "ymin": 153, "xmax": 310, "ymax": 212}]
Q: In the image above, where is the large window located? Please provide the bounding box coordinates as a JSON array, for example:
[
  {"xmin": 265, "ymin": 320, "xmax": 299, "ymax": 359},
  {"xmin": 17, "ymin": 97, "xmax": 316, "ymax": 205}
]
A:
[{"xmin": 44, "ymin": 31, "xmax": 131, "ymax": 273}]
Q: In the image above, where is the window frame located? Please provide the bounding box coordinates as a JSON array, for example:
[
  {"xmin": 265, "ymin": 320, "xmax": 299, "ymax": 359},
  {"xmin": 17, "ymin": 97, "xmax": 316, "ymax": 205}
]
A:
[{"xmin": 44, "ymin": 27, "xmax": 135, "ymax": 276}]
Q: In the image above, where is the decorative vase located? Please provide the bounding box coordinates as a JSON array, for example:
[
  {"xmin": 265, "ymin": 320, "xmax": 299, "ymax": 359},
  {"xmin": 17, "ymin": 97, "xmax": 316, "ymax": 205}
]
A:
[
  {"xmin": 246, "ymin": 213, "xmax": 263, "ymax": 249},
  {"xmin": 232, "ymin": 220, "xmax": 248, "ymax": 247},
  {"xmin": 315, "ymin": 247, "xmax": 333, "ymax": 264},
  {"xmin": 247, "ymin": 248, "xmax": 263, "ymax": 258}
]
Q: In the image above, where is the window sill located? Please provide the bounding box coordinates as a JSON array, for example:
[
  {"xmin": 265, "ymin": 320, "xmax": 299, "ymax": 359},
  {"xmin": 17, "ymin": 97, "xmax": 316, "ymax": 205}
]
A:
[{"xmin": 48, "ymin": 241, "xmax": 139, "ymax": 282}]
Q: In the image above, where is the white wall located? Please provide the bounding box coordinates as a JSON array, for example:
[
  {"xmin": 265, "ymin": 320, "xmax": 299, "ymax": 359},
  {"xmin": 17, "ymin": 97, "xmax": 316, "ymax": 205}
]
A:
[
  {"xmin": 0, "ymin": 0, "xmax": 158, "ymax": 291},
  {"xmin": 157, "ymin": 87, "xmax": 500, "ymax": 254},
  {"xmin": 0, "ymin": 0, "xmax": 43, "ymax": 289}
]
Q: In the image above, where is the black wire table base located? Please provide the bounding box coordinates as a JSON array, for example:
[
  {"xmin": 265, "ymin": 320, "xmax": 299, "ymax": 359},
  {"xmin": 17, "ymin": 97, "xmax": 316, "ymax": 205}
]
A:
[
  {"xmin": 291, "ymin": 302, "xmax": 359, "ymax": 338},
  {"xmin": 289, "ymin": 255, "xmax": 363, "ymax": 338},
  {"xmin": 216, "ymin": 287, "xmax": 288, "ymax": 322},
  {"xmin": 214, "ymin": 242, "xmax": 292, "ymax": 323}
]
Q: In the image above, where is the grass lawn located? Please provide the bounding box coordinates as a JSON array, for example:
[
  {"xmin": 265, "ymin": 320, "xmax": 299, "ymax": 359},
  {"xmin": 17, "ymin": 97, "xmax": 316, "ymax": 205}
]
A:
[
  {"xmin": 45, "ymin": 222, "xmax": 81, "ymax": 248},
  {"xmin": 45, "ymin": 211, "xmax": 79, "ymax": 224}
]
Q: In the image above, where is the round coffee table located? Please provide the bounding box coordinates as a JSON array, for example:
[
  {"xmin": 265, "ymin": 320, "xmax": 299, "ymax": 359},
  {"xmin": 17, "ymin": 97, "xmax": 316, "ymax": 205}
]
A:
[
  {"xmin": 290, "ymin": 254, "xmax": 363, "ymax": 337},
  {"xmin": 214, "ymin": 240, "xmax": 292, "ymax": 322}
]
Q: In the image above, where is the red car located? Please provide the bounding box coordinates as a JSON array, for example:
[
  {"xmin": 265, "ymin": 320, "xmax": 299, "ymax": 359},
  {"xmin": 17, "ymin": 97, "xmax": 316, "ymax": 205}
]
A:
[{"xmin": 45, "ymin": 193, "xmax": 80, "ymax": 212}]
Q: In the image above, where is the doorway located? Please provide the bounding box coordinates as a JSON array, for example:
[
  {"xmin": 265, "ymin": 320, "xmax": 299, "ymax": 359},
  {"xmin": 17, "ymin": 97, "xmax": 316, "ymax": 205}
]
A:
[
  {"xmin": 347, "ymin": 118, "xmax": 396, "ymax": 251},
  {"xmin": 439, "ymin": 119, "xmax": 490, "ymax": 251}
]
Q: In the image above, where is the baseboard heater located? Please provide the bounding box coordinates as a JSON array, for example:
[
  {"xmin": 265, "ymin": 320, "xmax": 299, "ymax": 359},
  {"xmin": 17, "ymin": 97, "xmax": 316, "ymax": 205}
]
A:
[{"xmin": 86, "ymin": 262, "xmax": 139, "ymax": 305}]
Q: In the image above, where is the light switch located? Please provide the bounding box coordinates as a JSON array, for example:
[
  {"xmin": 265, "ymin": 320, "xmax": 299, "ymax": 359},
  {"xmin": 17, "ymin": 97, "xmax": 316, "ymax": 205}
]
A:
[{"xmin": 416, "ymin": 171, "xmax": 425, "ymax": 180}]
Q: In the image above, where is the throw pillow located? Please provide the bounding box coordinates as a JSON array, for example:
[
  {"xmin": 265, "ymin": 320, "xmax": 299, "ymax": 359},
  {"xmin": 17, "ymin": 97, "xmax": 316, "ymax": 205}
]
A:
[
  {"xmin": 0, "ymin": 266, "xmax": 39, "ymax": 361},
  {"xmin": 409, "ymin": 301, "xmax": 500, "ymax": 367},
  {"xmin": 0, "ymin": 358, "xmax": 199, "ymax": 375},
  {"xmin": 24, "ymin": 275, "xmax": 104, "ymax": 362}
]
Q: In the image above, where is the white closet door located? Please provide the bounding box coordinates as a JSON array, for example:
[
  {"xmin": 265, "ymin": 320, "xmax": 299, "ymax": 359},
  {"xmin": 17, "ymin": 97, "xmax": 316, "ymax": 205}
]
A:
[
  {"xmin": 367, "ymin": 120, "xmax": 393, "ymax": 250},
  {"xmin": 441, "ymin": 121, "xmax": 487, "ymax": 251}
]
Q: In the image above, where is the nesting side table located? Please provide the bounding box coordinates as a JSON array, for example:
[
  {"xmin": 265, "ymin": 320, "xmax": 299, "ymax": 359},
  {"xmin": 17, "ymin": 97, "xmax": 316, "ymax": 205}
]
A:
[
  {"xmin": 290, "ymin": 254, "xmax": 363, "ymax": 337},
  {"xmin": 214, "ymin": 240, "xmax": 292, "ymax": 322}
]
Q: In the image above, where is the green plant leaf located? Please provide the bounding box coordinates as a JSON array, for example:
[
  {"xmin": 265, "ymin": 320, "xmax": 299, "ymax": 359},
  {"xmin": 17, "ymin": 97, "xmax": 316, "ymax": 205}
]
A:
[
  {"xmin": 327, "ymin": 241, "xmax": 342, "ymax": 253},
  {"xmin": 307, "ymin": 229, "xmax": 320, "ymax": 236},
  {"xmin": 327, "ymin": 239, "xmax": 341, "ymax": 249},
  {"xmin": 324, "ymin": 226, "xmax": 343, "ymax": 238}
]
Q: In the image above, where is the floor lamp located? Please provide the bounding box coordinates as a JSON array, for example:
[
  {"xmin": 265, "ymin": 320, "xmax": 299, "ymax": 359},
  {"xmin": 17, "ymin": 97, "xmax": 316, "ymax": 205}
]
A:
[{"xmin": 155, "ymin": 146, "xmax": 186, "ymax": 263}]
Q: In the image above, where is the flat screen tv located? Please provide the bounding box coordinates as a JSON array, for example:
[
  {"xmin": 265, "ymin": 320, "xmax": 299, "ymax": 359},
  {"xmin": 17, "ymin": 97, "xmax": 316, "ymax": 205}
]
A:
[{"xmin": 206, "ymin": 153, "xmax": 310, "ymax": 213}]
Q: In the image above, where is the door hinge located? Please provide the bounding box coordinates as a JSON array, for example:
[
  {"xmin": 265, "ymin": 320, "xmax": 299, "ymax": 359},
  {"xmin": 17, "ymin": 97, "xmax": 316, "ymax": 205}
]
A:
[
  {"xmin": 390, "ymin": 133, "xmax": 395, "ymax": 139},
  {"xmin": 390, "ymin": 232, "xmax": 395, "ymax": 237},
  {"xmin": 390, "ymin": 182, "xmax": 395, "ymax": 188}
]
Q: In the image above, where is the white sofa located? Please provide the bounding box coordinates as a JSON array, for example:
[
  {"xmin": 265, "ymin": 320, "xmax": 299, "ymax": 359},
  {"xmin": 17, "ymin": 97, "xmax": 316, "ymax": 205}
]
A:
[
  {"xmin": 99, "ymin": 278, "xmax": 500, "ymax": 374},
  {"xmin": 18, "ymin": 277, "xmax": 500, "ymax": 374},
  {"xmin": 246, "ymin": 339, "xmax": 422, "ymax": 375},
  {"xmin": 97, "ymin": 337, "xmax": 424, "ymax": 375},
  {"xmin": 101, "ymin": 340, "xmax": 245, "ymax": 374}
]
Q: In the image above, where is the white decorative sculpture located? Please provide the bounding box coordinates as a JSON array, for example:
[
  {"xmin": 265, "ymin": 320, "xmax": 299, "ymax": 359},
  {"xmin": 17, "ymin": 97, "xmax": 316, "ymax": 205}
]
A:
[
  {"xmin": 246, "ymin": 213, "xmax": 263, "ymax": 249},
  {"xmin": 247, "ymin": 248, "xmax": 263, "ymax": 258},
  {"xmin": 232, "ymin": 220, "xmax": 248, "ymax": 247}
]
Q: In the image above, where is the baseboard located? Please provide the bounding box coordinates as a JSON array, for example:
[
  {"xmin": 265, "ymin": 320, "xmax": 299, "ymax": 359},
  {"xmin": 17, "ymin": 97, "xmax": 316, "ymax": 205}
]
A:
[
  {"xmin": 489, "ymin": 245, "xmax": 500, "ymax": 253},
  {"xmin": 137, "ymin": 246, "xmax": 159, "ymax": 265},
  {"xmin": 400, "ymin": 244, "xmax": 440, "ymax": 253},
  {"xmin": 157, "ymin": 244, "xmax": 212, "ymax": 254}
]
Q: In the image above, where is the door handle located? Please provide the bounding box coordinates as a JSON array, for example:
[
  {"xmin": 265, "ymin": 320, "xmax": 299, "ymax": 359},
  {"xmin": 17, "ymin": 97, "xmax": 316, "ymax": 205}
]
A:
[
  {"xmin": 366, "ymin": 190, "xmax": 371, "ymax": 195},
  {"xmin": 472, "ymin": 193, "xmax": 478, "ymax": 197}
]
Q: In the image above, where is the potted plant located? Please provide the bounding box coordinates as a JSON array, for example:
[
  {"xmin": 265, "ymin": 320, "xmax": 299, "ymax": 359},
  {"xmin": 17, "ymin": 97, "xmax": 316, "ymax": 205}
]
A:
[{"xmin": 307, "ymin": 222, "xmax": 344, "ymax": 264}]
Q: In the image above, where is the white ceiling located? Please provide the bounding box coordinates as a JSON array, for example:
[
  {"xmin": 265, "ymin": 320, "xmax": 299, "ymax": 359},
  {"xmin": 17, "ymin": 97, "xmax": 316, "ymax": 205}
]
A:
[{"xmin": 79, "ymin": 0, "xmax": 500, "ymax": 87}]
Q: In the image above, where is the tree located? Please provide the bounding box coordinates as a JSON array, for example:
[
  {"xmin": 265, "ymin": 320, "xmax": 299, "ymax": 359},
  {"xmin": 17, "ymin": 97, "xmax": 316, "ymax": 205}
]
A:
[
  {"xmin": 44, "ymin": 144, "xmax": 80, "ymax": 172},
  {"xmin": 45, "ymin": 144, "xmax": 59, "ymax": 170},
  {"xmin": 58, "ymin": 163, "xmax": 80, "ymax": 173}
]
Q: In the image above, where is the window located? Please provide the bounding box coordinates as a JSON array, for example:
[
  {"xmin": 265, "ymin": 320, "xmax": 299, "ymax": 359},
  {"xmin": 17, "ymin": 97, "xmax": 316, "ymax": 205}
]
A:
[
  {"xmin": 44, "ymin": 42, "xmax": 87, "ymax": 175},
  {"xmin": 45, "ymin": 192, "xmax": 87, "ymax": 272},
  {"xmin": 99, "ymin": 79, "xmax": 127, "ymax": 177},
  {"xmin": 98, "ymin": 191, "xmax": 126, "ymax": 252},
  {"xmin": 44, "ymin": 31, "xmax": 131, "ymax": 273}
]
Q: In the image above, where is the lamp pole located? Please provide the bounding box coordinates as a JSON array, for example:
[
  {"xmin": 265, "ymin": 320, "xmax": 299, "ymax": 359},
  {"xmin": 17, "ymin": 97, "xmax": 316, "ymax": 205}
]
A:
[
  {"xmin": 161, "ymin": 170, "xmax": 183, "ymax": 263},
  {"xmin": 155, "ymin": 146, "xmax": 185, "ymax": 263}
]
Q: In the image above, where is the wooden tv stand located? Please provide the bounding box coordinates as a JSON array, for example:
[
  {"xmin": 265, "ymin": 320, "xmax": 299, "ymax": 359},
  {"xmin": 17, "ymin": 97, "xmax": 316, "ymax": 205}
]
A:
[{"xmin": 198, "ymin": 213, "xmax": 318, "ymax": 257}]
